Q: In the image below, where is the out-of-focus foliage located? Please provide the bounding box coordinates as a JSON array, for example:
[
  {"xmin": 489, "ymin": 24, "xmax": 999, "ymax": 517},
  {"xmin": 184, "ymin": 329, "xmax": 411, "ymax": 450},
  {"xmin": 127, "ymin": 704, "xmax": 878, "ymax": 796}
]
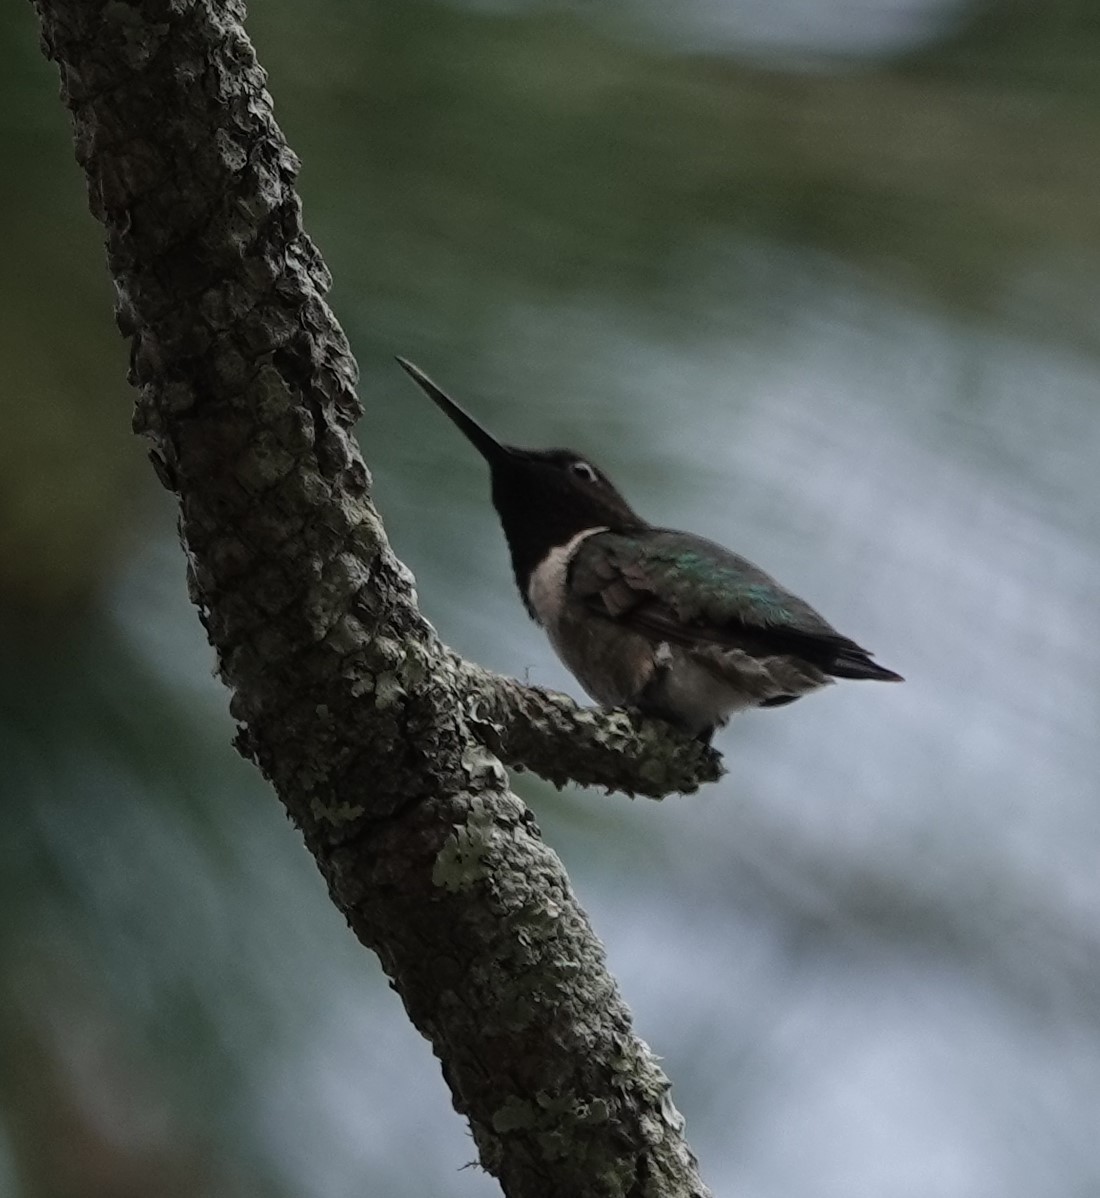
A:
[{"xmin": 3, "ymin": 0, "xmax": 1100, "ymax": 1194}]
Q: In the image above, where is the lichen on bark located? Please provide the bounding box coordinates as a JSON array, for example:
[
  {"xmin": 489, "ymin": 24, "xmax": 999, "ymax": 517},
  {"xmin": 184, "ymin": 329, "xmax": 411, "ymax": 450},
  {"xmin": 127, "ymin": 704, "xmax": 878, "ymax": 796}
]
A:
[{"xmin": 30, "ymin": 0, "xmax": 717, "ymax": 1193}]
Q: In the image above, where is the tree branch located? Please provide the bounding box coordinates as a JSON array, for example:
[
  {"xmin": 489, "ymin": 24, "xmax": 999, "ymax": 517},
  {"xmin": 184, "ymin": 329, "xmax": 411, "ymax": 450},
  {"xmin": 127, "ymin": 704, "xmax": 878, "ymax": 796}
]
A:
[
  {"xmin": 30, "ymin": 0, "xmax": 716, "ymax": 1193},
  {"xmin": 455, "ymin": 658, "xmax": 724, "ymax": 797}
]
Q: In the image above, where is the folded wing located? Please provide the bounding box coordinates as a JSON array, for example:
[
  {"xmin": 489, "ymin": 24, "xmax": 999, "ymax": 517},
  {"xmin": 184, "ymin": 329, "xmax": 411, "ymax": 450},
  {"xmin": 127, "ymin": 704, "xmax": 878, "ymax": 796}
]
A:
[{"xmin": 569, "ymin": 529, "xmax": 902, "ymax": 683}]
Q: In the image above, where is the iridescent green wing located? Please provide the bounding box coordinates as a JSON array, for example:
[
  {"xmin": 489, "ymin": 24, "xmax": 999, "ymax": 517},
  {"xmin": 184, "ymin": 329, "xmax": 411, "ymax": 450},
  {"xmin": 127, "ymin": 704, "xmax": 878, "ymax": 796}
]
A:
[{"xmin": 569, "ymin": 528, "xmax": 868, "ymax": 665}]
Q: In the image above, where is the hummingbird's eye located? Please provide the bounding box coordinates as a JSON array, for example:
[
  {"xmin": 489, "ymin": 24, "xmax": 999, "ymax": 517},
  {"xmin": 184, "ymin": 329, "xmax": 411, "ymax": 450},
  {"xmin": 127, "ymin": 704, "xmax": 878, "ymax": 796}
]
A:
[{"xmin": 570, "ymin": 460, "xmax": 598, "ymax": 483}]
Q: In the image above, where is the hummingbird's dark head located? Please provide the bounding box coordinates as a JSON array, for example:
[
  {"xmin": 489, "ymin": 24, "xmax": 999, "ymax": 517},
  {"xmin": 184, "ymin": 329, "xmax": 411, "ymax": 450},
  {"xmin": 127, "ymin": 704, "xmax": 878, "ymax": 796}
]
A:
[
  {"xmin": 495, "ymin": 446, "xmax": 639, "ymax": 527},
  {"xmin": 396, "ymin": 357, "xmax": 647, "ymax": 594}
]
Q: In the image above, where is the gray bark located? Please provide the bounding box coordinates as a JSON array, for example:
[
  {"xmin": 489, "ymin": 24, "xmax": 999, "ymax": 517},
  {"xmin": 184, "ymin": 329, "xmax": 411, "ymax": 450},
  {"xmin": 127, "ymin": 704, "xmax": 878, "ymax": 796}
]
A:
[{"xmin": 30, "ymin": 0, "xmax": 720, "ymax": 1193}]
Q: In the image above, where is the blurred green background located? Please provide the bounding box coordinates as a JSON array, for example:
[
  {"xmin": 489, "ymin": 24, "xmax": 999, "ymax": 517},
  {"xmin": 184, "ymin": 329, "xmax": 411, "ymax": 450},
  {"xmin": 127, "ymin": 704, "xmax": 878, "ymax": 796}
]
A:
[{"xmin": 4, "ymin": 0, "xmax": 1100, "ymax": 1194}]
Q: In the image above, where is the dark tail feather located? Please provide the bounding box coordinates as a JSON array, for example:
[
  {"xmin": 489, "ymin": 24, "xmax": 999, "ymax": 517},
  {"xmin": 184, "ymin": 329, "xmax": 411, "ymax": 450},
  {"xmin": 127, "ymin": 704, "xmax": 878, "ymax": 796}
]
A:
[{"xmin": 828, "ymin": 647, "xmax": 904, "ymax": 683}]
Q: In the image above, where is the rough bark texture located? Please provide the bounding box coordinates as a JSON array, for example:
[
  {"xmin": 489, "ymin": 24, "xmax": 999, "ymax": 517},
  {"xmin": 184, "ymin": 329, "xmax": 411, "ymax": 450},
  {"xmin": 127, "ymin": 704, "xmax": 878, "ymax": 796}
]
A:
[{"xmin": 31, "ymin": 0, "xmax": 718, "ymax": 1194}]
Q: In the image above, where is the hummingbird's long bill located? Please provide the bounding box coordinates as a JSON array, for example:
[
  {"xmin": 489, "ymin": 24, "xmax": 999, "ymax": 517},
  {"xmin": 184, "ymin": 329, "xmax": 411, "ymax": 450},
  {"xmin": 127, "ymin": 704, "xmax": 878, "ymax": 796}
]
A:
[{"xmin": 395, "ymin": 356, "xmax": 510, "ymax": 464}]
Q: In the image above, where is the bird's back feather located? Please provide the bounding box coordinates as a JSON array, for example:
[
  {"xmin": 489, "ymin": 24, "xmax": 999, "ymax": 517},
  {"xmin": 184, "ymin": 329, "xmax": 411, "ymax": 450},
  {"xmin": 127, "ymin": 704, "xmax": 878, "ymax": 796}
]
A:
[{"xmin": 569, "ymin": 528, "xmax": 902, "ymax": 683}]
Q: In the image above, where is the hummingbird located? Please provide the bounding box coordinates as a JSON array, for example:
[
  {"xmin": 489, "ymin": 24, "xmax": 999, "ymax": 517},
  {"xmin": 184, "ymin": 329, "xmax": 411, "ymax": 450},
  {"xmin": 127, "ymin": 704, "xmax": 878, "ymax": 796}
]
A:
[{"xmin": 396, "ymin": 357, "xmax": 902, "ymax": 742}]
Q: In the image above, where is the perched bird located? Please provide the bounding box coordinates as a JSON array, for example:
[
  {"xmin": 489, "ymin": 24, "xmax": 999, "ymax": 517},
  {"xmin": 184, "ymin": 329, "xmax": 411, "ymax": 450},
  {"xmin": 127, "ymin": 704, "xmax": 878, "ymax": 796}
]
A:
[{"xmin": 396, "ymin": 357, "xmax": 902, "ymax": 742}]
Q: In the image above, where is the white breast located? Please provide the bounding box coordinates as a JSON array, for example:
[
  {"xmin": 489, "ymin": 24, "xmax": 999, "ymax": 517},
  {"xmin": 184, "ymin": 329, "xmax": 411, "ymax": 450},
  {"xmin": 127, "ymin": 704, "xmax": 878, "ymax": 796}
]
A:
[{"xmin": 525, "ymin": 527, "xmax": 609, "ymax": 630}]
